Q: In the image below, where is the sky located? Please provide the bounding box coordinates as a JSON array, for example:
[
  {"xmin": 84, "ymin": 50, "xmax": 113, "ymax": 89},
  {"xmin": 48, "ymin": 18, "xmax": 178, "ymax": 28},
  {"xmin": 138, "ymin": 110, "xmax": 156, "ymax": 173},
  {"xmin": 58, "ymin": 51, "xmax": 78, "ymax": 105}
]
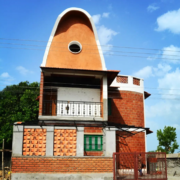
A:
[{"xmin": 0, "ymin": 0, "xmax": 180, "ymax": 153}]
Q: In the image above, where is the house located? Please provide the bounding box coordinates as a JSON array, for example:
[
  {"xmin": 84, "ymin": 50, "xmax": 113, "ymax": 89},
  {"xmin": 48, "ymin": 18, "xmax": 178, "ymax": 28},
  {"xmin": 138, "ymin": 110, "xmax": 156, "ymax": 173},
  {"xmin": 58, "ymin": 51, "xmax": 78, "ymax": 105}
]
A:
[{"xmin": 11, "ymin": 7, "xmax": 152, "ymax": 180}]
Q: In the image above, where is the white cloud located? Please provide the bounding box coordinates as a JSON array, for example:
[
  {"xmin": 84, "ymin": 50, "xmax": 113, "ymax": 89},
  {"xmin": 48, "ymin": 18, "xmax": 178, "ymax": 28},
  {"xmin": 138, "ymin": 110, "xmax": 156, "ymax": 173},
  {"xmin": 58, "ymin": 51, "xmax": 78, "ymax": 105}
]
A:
[
  {"xmin": 92, "ymin": 13, "xmax": 117, "ymax": 53},
  {"xmin": 146, "ymin": 68, "xmax": 180, "ymax": 122},
  {"xmin": 92, "ymin": 14, "xmax": 101, "ymax": 25},
  {"xmin": 158, "ymin": 68, "xmax": 180, "ymax": 96},
  {"xmin": 172, "ymin": 124, "xmax": 180, "ymax": 130},
  {"xmin": 97, "ymin": 25, "xmax": 117, "ymax": 45},
  {"xmin": 156, "ymin": 8, "xmax": 180, "ymax": 34},
  {"xmin": 134, "ymin": 63, "xmax": 172, "ymax": 79},
  {"xmin": 147, "ymin": 51, "xmax": 161, "ymax": 61},
  {"xmin": 16, "ymin": 66, "xmax": 33, "ymax": 75},
  {"xmin": 147, "ymin": 4, "xmax": 159, "ymax": 12},
  {"xmin": 0, "ymin": 72, "xmax": 10, "ymax": 78},
  {"xmin": 153, "ymin": 63, "xmax": 172, "ymax": 76},
  {"xmin": 0, "ymin": 72, "xmax": 14, "ymax": 85},
  {"xmin": 133, "ymin": 66, "xmax": 153, "ymax": 79},
  {"xmin": 162, "ymin": 45, "xmax": 180, "ymax": 64},
  {"xmin": 92, "ymin": 12, "xmax": 110, "ymax": 25},
  {"xmin": 102, "ymin": 13, "xmax": 109, "ymax": 18}
]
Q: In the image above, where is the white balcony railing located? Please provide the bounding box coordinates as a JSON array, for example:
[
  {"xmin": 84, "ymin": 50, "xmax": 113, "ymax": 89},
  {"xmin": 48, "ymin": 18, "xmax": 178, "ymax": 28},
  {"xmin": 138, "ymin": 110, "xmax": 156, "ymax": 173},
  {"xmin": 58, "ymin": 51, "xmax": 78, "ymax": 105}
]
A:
[{"xmin": 43, "ymin": 100, "xmax": 102, "ymax": 117}]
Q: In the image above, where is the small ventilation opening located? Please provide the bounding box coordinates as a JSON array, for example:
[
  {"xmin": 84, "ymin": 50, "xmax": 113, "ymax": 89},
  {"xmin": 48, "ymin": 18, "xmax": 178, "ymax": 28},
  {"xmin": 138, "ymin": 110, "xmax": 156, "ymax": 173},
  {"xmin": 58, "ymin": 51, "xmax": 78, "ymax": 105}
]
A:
[
  {"xmin": 69, "ymin": 44, "xmax": 80, "ymax": 53},
  {"xmin": 68, "ymin": 41, "xmax": 82, "ymax": 54}
]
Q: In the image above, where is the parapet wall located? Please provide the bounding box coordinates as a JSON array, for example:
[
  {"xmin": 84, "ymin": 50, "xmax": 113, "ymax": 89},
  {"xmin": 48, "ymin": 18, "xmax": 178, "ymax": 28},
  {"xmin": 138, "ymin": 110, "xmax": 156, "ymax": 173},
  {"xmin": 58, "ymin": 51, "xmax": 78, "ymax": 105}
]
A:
[{"xmin": 111, "ymin": 75, "xmax": 144, "ymax": 94}]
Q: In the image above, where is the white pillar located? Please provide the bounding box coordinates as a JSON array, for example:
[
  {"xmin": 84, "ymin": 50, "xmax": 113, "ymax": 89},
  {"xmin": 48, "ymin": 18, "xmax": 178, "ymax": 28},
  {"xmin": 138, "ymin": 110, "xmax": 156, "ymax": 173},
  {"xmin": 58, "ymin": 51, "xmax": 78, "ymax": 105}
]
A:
[
  {"xmin": 103, "ymin": 75, "xmax": 108, "ymax": 121},
  {"xmin": 76, "ymin": 127, "xmax": 84, "ymax": 156},
  {"xmin": 105, "ymin": 128, "xmax": 116, "ymax": 157},
  {"xmin": 12, "ymin": 125, "xmax": 24, "ymax": 156},
  {"xmin": 46, "ymin": 126, "xmax": 54, "ymax": 156}
]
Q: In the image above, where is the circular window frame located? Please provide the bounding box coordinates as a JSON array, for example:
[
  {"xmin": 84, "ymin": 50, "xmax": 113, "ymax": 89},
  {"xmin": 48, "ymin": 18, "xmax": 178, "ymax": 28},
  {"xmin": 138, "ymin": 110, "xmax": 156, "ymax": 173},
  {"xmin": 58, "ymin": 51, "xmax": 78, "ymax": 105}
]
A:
[{"xmin": 68, "ymin": 41, "xmax": 82, "ymax": 54}]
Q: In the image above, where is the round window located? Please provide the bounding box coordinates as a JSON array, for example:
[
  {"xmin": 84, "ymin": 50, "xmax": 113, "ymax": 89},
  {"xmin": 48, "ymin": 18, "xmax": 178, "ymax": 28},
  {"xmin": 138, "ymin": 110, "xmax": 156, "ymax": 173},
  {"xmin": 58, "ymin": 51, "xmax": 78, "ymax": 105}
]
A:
[{"xmin": 68, "ymin": 41, "xmax": 82, "ymax": 54}]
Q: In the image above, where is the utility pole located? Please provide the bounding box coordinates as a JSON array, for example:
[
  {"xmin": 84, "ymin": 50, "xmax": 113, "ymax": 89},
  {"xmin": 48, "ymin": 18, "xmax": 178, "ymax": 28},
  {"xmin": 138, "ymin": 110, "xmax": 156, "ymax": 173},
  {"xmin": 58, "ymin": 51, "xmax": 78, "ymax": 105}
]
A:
[{"xmin": 2, "ymin": 139, "xmax": 4, "ymax": 180}]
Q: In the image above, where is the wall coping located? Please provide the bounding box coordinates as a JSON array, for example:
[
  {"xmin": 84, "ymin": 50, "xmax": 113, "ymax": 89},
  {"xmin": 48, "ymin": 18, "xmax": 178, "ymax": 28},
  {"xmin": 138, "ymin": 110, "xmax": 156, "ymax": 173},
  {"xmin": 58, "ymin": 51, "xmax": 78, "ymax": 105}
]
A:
[{"xmin": 12, "ymin": 156, "xmax": 113, "ymax": 159}]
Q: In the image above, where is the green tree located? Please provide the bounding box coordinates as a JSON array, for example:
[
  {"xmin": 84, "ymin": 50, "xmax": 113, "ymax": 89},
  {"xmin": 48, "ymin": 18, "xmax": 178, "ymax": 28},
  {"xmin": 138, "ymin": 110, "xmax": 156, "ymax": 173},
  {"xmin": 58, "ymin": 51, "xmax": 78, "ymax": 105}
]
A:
[
  {"xmin": 0, "ymin": 81, "xmax": 39, "ymax": 149},
  {"xmin": 157, "ymin": 126, "xmax": 179, "ymax": 154}
]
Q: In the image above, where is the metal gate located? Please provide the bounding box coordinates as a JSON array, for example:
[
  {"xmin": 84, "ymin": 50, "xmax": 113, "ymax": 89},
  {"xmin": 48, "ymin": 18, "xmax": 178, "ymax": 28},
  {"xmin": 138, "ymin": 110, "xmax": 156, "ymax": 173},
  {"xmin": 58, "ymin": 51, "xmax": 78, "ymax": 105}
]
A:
[{"xmin": 113, "ymin": 152, "xmax": 167, "ymax": 180}]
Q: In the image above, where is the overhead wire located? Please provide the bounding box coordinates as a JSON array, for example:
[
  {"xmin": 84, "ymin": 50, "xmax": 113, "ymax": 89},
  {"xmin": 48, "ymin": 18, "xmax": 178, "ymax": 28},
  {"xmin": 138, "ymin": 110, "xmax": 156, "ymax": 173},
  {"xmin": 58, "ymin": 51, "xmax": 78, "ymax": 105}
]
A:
[
  {"xmin": 1, "ymin": 37, "xmax": 180, "ymax": 53},
  {"xmin": 0, "ymin": 42, "xmax": 180, "ymax": 58},
  {"xmin": 1, "ymin": 46, "xmax": 180, "ymax": 61}
]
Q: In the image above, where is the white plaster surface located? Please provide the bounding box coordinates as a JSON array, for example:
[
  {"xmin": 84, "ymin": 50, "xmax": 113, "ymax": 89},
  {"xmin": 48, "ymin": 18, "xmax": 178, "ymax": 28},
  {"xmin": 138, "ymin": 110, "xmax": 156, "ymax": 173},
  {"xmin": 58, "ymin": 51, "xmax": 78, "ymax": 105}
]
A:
[
  {"xmin": 46, "ymin": 126, "xmax": 54, "ymax": 156},
  {"xmin": 76, "ymin": 127, "xmax": 84, "ymax": 156},
  {"xmin": 12, "ymin": 125, "xmax": 24, "ymax": 156},
  {"xmin": 105, "ymin": 128, "xmax": 116, "ymax": 157},
  {"xmin": 57, "ymin": 87, "xmax": 101, "ymax": 117},
  {"xmin": 111, "ymin": 75, "xmax": 144, "ymax": 94},
  {"xmin": 57, "ymin": 87, "xmax": 100, "ymax": 102}
]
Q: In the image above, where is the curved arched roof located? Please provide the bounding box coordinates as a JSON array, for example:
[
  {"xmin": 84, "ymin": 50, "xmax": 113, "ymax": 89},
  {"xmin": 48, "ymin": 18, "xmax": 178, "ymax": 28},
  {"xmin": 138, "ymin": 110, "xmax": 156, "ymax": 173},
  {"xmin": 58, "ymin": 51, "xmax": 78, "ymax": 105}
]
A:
[{"xmin": 41, "ymin": 7, "xmax": 106, "ymax": 70}]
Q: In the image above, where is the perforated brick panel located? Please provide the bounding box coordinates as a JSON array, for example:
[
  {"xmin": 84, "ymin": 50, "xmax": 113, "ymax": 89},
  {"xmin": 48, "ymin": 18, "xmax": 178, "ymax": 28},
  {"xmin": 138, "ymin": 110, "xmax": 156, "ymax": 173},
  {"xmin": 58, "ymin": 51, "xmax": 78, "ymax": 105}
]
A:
[
  {"xmin": 54, "ymin": 129, "xmax": 77, "ymax": 156},
  {"xmin": 133, "ymin": 77, "xmax": 140, "ymax": 86},
  {"xmin": 23, "ymin": 129, "xmax": 46, "ymax": 156},
  {"xmin": 116, "ymin": 76, "xmax": 128, "ymax": 83}
]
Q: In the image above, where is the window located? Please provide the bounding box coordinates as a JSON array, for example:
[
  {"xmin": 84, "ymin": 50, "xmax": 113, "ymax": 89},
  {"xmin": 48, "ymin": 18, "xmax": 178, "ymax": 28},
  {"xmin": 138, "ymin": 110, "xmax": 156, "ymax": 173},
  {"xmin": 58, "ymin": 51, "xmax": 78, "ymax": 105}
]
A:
[
  {"xmin": 84, "ymin": 135, "xmax": 103, "ymax": 151},
  {"xmin": 68, "ymin": 41, "xmax": 82, "ymax": 54}
]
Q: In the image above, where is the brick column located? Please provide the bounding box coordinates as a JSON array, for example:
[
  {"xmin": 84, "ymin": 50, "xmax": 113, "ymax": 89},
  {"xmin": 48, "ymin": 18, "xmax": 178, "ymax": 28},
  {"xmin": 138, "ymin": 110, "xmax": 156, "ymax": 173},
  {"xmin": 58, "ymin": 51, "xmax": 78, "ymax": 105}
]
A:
[{"xmin": 39, "ymin": 72, "xmax": 44, "ymax": 116}]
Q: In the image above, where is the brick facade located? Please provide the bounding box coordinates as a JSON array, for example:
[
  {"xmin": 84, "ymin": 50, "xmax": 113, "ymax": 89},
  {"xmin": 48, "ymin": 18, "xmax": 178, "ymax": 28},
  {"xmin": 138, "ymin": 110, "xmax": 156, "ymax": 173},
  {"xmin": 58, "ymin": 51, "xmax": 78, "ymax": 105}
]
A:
[
  {"xmin": 116, "ymin": 76, "xmax": 128, "ymax": 83},
  {"xmin": 11, "ymin": 157, "xmax": 113, "ymax": 173},
  {"xmin": 133, "ymin": 77, "xmax": 140, "ymax": 86},
  {"xmin": 84, "ymin": 127, "xmax": 103, "ymax": 134},
  {"xmin": 116, "ymin": 131, "xmax": 145, "ymax": 153},
  {"xmin": 108, "ymin": 90, "xmax": 144, "ymax": 127}
]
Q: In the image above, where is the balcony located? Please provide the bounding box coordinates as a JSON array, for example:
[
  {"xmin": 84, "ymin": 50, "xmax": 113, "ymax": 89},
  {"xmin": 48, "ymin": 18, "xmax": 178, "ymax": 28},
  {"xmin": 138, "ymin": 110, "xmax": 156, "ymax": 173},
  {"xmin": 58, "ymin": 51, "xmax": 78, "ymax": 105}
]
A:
[{"xmin": 43, "ymin": 100, "xmax": 102, "ymax": 117}]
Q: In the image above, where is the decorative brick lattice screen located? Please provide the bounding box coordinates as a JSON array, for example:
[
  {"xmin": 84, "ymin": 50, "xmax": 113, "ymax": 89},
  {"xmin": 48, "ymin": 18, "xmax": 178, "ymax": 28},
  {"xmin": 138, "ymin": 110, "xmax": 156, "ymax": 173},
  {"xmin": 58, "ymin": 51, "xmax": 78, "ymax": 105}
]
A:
[
  {"xmin": 54, "ymin": 129, "xmax": 76, "ymax": 156},
  {"xmin": 133, "ymin": 77, "xmax": 140, "ymax": 86},
  {"xmin": 116, "ymin": 76, "xmax": 128, "ymax": 83},
  {"xmin": 23, "ymin": 129, "xmax": 46, "ymax": 156}
]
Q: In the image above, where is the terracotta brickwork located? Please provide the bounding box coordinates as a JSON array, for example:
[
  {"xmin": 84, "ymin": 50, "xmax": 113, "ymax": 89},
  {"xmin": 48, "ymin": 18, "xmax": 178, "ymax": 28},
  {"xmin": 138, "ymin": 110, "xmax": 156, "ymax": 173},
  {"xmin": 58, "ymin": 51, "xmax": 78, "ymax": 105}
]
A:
[
  {"xmin": 11, "ymin": 157, "xmax": 113, "ymax": 173},
  {"xmin": 54, "ymin": 129, "xmax": 76, "ymax": 156},
  {"xmin": 133, "ymin": 77, "xmax": 140, "ymax": 86},
  {"xmin": 84, "ymin": 127, "xmax": 103, "ymax": 134},
  {"xmin": 84, "ymin": 151, "xmax": 103, "ymax": 156},
  {"xmin": 108, "ymin": 91, "xmax": 144, "ymax": 127},
  {"xmin": 39, "ymin": 72, "xmax": 44, "ymax": 115},
  {"xmin": 23, "ymin": 129, "xmax": 46, "ymax": 156},
  {"xmin": 116, "ymin": 131, "xmax": 145, "ymax": 153},
  {"xmin": 116, "ymin": 76, "xmax": 128, "ymax": 83}
]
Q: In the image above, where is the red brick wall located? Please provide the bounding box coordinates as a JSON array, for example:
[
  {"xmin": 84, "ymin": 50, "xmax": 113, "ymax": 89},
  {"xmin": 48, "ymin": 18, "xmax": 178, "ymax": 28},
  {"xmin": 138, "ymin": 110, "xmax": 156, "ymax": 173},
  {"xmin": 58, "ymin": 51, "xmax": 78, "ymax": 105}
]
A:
[
  {"xmin": 11, "ymin": 157, "xmax": 113, "ymax": 173},
  {"xmin": 84, "ymin": 151, "xmax": 103, "ymax": 156},
  {"xmin": 108, "ymin": 91, "xmax": 144, "ymax": 127},
  {"xmin": 84, "ymin": 127, "xmax": 103, "ymax": 133},
  {"xmin": 39, "ymin": 72, "xmax": 44, "ymax": 116},
  {"xmin": 116, "ymin": 76, "xmax": 128, "ymax": 83},
  {"xmin": 116, "ymin": 131, "xmax": 145, "ymax": 153},
  {"xmin": 133, "ymin": 78, "xmax": 140, "ymax": 86}
]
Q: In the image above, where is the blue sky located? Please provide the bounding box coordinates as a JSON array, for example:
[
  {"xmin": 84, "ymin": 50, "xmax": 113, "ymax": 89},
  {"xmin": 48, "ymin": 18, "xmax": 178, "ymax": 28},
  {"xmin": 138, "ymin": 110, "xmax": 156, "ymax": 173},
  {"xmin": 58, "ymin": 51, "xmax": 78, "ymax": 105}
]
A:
[{"xmin": 0, "ymin": 0, "xmax": 180, "ymax": 152}]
